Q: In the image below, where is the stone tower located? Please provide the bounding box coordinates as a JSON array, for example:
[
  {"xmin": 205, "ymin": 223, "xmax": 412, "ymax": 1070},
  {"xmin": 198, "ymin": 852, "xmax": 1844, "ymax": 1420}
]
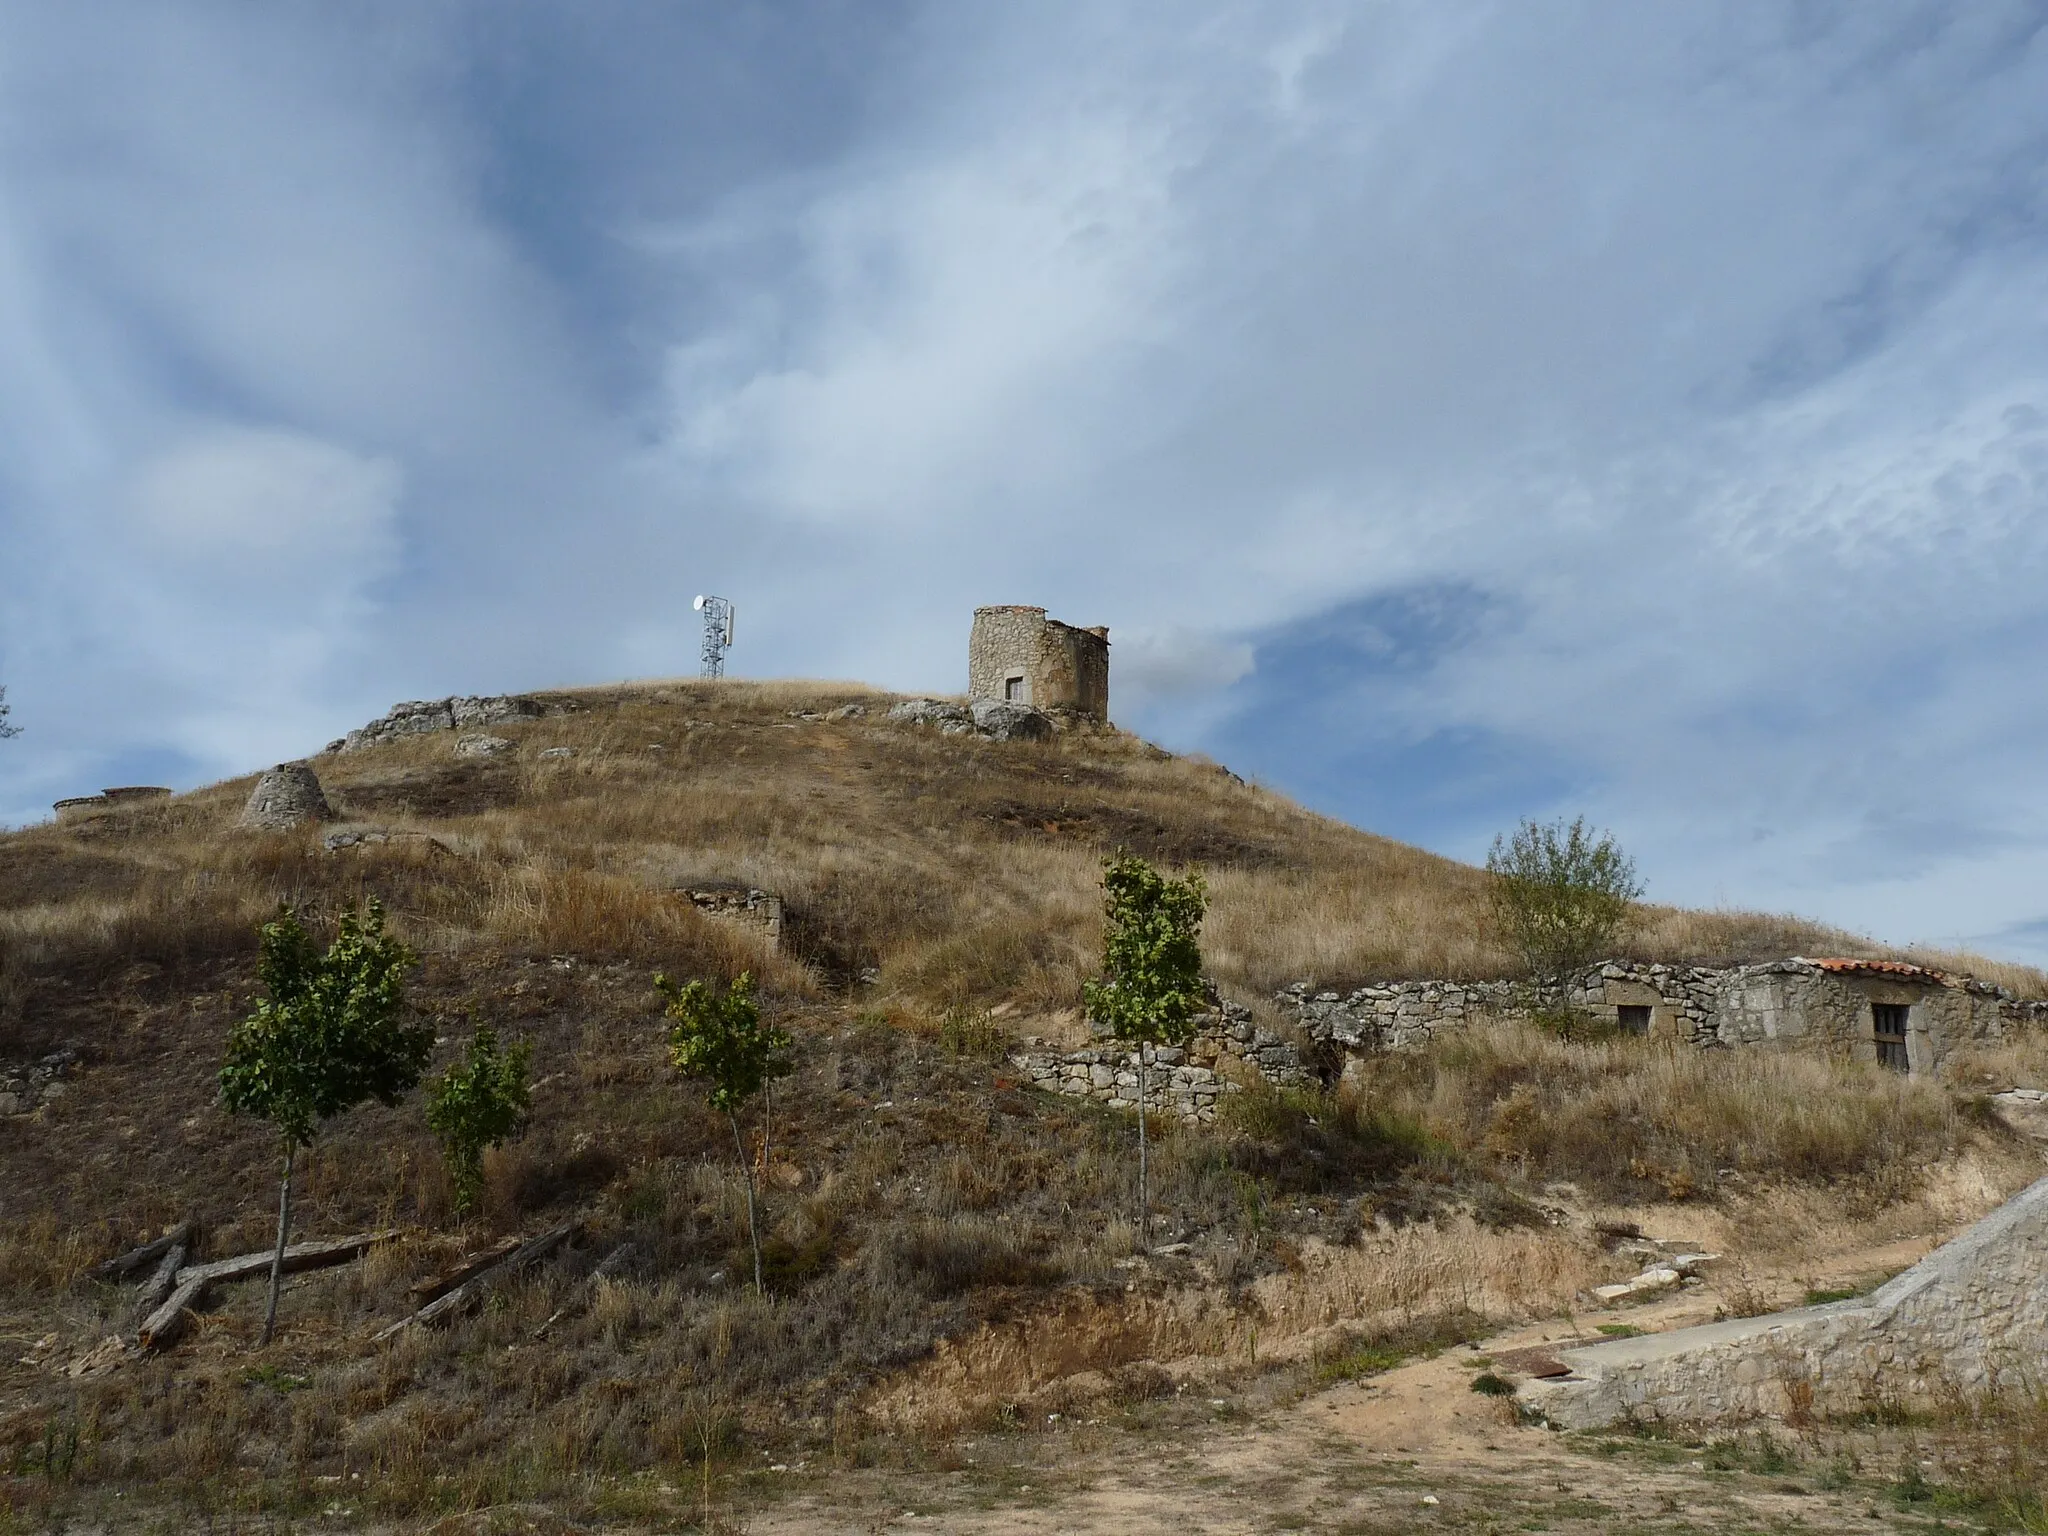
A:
[{"xmin": 968, "ymin": 606, "xmax": 1109, "ymax": 719}]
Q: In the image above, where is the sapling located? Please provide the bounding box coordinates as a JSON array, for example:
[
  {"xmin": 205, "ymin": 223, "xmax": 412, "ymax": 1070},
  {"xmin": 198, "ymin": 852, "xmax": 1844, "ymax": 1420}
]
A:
[
  {"xmin": 655, "ymin": 971, "xmax": 791, "ymax": 1294},
  {"xmin": 1083, "ymin": 853, "xmax": 1208, "ymax": 1250},
  {"xmin": 220, "ymin": 900, "xmax": 431, "ymax": 1345},
  {"xmin": 425, "ymin": 1022, "xmax": 534, "ymax": 1218}
]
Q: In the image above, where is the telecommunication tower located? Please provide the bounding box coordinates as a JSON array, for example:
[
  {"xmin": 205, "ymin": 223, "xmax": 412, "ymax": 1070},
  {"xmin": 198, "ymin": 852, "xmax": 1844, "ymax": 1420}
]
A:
[{"xmin": 693, "ymin": 594, "xmax": 735, "ymax": 679}]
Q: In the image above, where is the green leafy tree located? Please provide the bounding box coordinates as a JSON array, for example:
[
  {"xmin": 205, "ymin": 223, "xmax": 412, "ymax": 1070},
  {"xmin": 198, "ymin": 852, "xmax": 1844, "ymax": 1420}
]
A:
[
  {"xmin": 424, "ymin": 1023, "xmax": 533, "ymax": 1218},
  {"xmin": 1082, "ymin": 853, "xmax": 1208, "ymax": 1249},
  {"xmin": 656, "ymin": 971, "xmax": 791, "ymax": 1294},
  {"xmin": 0, "ymin": 685, "xmax": 18, "ymax": 739},
  {"xmin": 220, "ymin": 900, "xmax": 431, "ymax": 1345},
  {"xmin": 1486, "ymin": 816, "xmax": 1644, "ymax": 1006}
]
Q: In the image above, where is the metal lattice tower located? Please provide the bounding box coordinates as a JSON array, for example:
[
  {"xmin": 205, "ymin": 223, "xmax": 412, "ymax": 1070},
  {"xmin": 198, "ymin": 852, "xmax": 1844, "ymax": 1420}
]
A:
[{"xmin": 693, "ymin": 594, "xmax": 734, "ymax": 679}]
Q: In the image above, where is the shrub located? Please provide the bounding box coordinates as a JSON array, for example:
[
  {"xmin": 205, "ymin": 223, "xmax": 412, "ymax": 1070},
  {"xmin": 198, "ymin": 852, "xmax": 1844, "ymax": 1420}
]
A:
[
  {"xmin": 425, "ymin": 1023, "xmax": 534, "ymax": 1218},
  {"xmin": 1486, "ymin": 816, "xmax": 1641, "ymax": 987}
]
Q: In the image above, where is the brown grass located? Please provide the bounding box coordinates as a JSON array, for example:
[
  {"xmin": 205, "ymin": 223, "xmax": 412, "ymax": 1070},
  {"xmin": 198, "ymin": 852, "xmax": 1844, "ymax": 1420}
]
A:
[
  {"xmin": 1361, "ymin": 1019, "xmax": 2020, "ymax": 1204},
  {"xmin": 1, "ymin": 677, "xmax": 2043, "ymax": 1521}
]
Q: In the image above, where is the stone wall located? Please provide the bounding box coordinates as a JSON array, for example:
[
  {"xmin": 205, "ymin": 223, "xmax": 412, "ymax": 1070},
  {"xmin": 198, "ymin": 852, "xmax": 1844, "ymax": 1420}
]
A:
[
  {"xmin": 968, "ymin": 606, "xmax": 1110, "ymax": 719},
  {"xmin": 1011, "ymin": 997, "xmax": 1311, "ymax": 1124},
  {"xmin": 1274, "ymin": 959, "xmax": 2048, "ymax": 1079},
  {"xmin": 1522, "ymin": 1175, "xmax": 2048, "ymax": 1428}
]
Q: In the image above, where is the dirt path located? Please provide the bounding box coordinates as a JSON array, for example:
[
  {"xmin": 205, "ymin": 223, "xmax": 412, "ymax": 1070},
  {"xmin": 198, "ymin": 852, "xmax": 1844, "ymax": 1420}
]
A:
[{"xmin": 740, "ymin": 1230, "xmax": 1954, "ymax": 1534}]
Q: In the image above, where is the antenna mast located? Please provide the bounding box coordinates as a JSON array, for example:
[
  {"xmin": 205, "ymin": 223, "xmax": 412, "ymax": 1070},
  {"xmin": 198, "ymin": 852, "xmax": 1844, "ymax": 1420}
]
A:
[{"xmin": 693, "ymin": 594, "xmax": 735, "ymax": 679}]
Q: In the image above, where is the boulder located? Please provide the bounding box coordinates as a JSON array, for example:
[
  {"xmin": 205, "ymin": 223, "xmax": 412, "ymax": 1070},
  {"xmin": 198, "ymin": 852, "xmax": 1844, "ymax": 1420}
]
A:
[
  {"xmin": 454, "ymin": 733, "xmax": 513, "ymax": 758},
  {"xmin": 970, "ymin": 698, "xmax": 1054, "ymax": 742},
  {"xmin": 239, "ymin": 763, "xmax": 332, "ymax": 829}
]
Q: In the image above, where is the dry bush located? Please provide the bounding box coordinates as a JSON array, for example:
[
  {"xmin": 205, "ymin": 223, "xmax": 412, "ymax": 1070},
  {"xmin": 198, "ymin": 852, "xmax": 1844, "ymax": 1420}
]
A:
[{"xmin": 1369, "ymin": 1020, "xmax": 1970, "ymax": 1202}]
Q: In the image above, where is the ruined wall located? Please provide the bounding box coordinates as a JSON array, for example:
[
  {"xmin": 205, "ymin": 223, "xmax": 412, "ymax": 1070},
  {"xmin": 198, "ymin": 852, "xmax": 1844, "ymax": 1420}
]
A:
[
  {"xmin": 1275, "ymin": 962, "xmax": 1724, "ymax": 1064},
  {"xmin": 968, "ymin": 606, "xmax": 1110, "ymax": 718},
  {"xmin": 1011, "ymin": 998, "xmax": 1310, "ymax": 1124},
  {"xmin": 1523, "ymin": 1175, "xmax": 2048, "ymax": 1428}
]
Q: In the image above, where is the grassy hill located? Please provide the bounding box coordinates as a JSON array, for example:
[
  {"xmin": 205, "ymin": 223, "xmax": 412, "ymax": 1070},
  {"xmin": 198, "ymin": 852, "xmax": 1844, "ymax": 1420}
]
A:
[{"xmin": 1, "ymin": 679, "xmax": 2042, "ymax": 1524}]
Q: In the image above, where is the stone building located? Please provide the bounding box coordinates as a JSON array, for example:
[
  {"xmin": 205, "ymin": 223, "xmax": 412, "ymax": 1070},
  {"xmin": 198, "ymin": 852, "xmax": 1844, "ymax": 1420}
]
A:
[
  {"xmin": 968, "ymin": 606, "xmax": 1109, "ymax": 719},
  {"xmin": 1275, "ymin": 957, "xmax": 2047, "ymax": 1081},
  {"xmin": 1710, "ymin": 957, "xmax": 2016, "ymax": 1076}
]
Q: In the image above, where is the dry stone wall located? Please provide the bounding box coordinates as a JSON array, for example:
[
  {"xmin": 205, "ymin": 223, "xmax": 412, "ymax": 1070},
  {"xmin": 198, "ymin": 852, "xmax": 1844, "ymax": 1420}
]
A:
[
  {"xmin": 1274, "ymin": 959, "xmax": 2047, "ymax": 1076},
  {"xmin": 1011, "ymin": 997, "xmax": 1311, "ymax": 1125},
  {"xmin": 1522, "ymin": 1175, "xmax": 2048, "ymax": 1428}
]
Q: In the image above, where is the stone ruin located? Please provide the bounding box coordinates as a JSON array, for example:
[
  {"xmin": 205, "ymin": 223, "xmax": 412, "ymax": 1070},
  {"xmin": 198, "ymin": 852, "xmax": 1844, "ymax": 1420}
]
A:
[
  {"xmin": 682, "ymin": 887, "xmax": 784, "ymax": 948},
  {"xmin": 968, "ymin": 605, "xmax": 1109, "ymax": 720},
  {"xmin": 238, "ymin": 762, "xmax": 333, "ymax": 829},
  {"xmin": 1011, "ymin": 990, "xmax": 1312, "ymax": 1125},
  {"xmin": 52, "ymin": 786, "xmax": 171, "ymax": 822}
]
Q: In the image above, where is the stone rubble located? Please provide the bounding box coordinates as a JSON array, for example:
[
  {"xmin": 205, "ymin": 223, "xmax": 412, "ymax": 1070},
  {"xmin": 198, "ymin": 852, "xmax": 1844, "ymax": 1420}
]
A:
[
  {"xmin": 0, "ymin": 1049, "xmax": 77, "ymax": 1117},
  {"xmin": 454, "ymin": 733, "xmax": 513, "ymax": 758}
]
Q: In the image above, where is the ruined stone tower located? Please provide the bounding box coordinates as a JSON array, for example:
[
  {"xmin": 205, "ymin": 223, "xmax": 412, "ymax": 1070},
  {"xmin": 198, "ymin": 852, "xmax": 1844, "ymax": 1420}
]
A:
[{"xmin": 968, "ymin": 606, "xmax": 1109, "ymax": 719}]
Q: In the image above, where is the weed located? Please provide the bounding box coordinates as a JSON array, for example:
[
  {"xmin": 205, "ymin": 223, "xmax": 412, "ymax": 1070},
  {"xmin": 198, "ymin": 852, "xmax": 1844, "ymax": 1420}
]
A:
[{"xmin": 1469, "ymin": 1372, "xmax": 1516, "ymax": 1397}]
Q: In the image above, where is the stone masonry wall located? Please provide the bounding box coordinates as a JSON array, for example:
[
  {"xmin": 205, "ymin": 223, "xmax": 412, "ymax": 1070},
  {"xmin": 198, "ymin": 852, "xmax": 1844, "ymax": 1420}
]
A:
[
  {"xmin": 1016, "ymin": 957, "xmax": 2048, "ymax": 1122},
  {"xmin": 1276, "ymin": 959, "xmax": 2048, "ymax": 1078},
  {"xmin": 1522, "ymin": 1175, "xmax": 2048, "ymax": 1428},
  {"xmin": 968, "ymin": 606, "xmax": 1110, "ymax": 719},
  {"xmin": 1011, "ymin": 997, "xmax": 1311, "ymax": 1125}
]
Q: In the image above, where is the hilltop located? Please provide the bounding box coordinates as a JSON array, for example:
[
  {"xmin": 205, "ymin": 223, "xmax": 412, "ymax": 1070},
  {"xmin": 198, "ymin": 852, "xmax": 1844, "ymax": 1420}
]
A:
[{"xmin": 2, "ymin": 678, "xmax": 2045, "ymax": 1531}]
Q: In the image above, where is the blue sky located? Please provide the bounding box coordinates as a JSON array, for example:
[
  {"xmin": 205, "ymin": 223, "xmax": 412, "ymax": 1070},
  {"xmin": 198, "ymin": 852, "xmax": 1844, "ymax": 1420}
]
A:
[{"xmin": 2, "ymin": 2, "xmax": 2045, "ymax": 961}]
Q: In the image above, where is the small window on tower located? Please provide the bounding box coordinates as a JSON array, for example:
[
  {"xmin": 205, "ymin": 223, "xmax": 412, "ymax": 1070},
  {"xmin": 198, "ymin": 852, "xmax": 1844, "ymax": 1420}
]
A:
[
  {"xmin": 1004, "ymin": 674, "xmax": 1026, "ymax": 702},
  {"xmin": 1617, "ymin": 1004, "xmax": 1651, "ymax": 1035}
]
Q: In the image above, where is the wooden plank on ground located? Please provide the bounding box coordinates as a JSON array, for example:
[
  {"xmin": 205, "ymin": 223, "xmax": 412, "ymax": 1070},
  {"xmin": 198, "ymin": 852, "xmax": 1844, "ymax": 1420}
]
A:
[
  {"xmin": 408, "ymin": 1235, "xmax": 523, "ymax": 1302},
  {"xmin": 138, "ymin": 1275, "xmax": 210, "ymax": 1352},
  {"xmin": 174, "ymin": 1231, "xmax": 397, "ymax": 1288},
  {"xmin": 91, "ymin": 1223, "xmax": 193, "ymax": 1282},
  {"xmin": 374, "ymin": 1220, "xmax": 577, "ymax": 1343}
]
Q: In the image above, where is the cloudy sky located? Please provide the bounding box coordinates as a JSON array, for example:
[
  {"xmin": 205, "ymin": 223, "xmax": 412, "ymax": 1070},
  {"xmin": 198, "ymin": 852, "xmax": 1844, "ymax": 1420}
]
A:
[{"xmin": 2, "ymin": 2, "xmax": 2045, "ymax": 961}]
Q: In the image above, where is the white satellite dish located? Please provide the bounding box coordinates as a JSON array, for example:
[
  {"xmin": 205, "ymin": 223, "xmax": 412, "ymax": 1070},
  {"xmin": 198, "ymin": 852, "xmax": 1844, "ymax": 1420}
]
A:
[{"xmin": 692, "ymin": 594, "xmax": 707, "ymax": 612}]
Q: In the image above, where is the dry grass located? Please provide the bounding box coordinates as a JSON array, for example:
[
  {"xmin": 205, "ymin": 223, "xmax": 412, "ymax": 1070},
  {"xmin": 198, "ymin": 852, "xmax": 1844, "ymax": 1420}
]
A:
[
  {"xmin": 1, "ymin": 677, "xmax": 2044, "ymax": 1522},
  {"xmin": 1358, "ymin": 1019, "xmax": 2022, "ymax": 1205}
]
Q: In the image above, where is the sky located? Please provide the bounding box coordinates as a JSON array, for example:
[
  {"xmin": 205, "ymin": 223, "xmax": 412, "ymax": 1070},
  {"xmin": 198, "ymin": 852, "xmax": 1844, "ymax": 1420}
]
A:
[{"xmin": 1, "ymin": 2, "xmax": 2045, "ymax": 962}]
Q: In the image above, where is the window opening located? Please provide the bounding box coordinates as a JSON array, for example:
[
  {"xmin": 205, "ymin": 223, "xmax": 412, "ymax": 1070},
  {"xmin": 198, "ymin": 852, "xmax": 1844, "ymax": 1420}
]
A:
[
  {"xmin": 1616, "ymin": 1004, "xmax": 1651, "ymax": 1035},
  {"xmin": 1004, "ymin": 674, "xmax": 1027, "ymax": 703},
  {"xmin": 1872, "ymin": 1003, "xmax": 1910, "ymax": 1072}
]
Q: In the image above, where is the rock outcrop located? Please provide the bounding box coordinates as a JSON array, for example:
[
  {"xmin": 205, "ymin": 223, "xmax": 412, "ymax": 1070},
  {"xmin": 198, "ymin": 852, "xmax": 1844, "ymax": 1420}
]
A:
[
  {"xmin": 238, "ymin": 763, "xmax": 333, "ymax": 829},
  {"xmin": 333, "ymin": 695, "xmax": 544, "ymax": 753},
  {"xmin": 889, "ymin": 697, "xmax": 1055, "ymax": 741}
]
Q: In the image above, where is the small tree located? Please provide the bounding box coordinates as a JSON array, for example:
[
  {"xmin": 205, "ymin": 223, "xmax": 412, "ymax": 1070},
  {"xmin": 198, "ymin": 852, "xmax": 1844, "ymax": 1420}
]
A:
[
  {"xmin": 1082, "ymin": 853, "xmax": 1208, "ymax": 1250},
  {"xmin": 424, "ymin": 1023, "xmax": 533, "ymax": 1218},
  {"xmin": 220, "ymin": 900, "xmax": 431, "ymax": 1345},
  {"xmin": 656, "ymin": 971, "xmax": 791, "ymax": 1294},
  {"xmin": 1486, "ymin": 816, "xmax": 1643, "ymax": 1006},
  {"xmin": 0, "ymin": 685, "xmax": 18, "ymax": 739}
]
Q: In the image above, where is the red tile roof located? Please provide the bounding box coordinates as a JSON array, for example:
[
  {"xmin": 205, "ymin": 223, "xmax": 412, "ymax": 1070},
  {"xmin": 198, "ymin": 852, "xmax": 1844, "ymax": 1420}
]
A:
[{"xmin": 1807, "ymin": 957, "xmax": 1944, "ymax": 981}]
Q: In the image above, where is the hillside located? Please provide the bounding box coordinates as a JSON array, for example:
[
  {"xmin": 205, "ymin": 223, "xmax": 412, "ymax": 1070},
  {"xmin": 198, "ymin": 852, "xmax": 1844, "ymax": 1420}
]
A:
[{"xmin": 3, "ymin": 678, "xmax": 2046, "ymax": 1530}]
